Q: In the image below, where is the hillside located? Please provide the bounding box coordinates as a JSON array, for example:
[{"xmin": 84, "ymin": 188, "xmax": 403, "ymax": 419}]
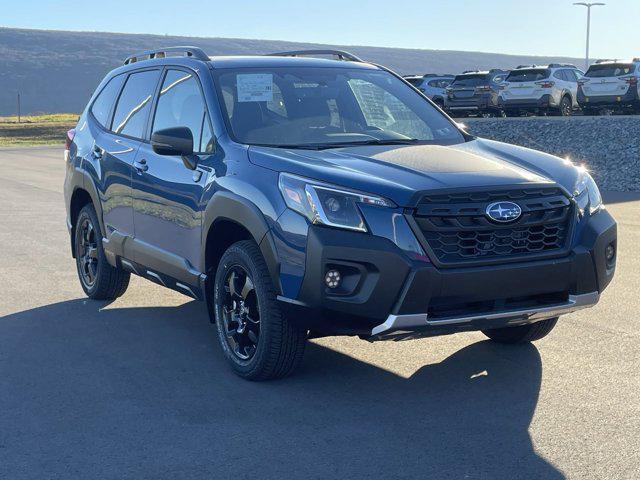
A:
[{"xmin": 0, "ymin": 27, "xmax": 583, "ymax": 115}]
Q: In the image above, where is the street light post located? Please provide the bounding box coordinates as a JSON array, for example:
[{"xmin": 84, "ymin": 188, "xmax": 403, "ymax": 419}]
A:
[{"xmin": 574, "ymin": 2, "xmax": 605, "ymax": 71}]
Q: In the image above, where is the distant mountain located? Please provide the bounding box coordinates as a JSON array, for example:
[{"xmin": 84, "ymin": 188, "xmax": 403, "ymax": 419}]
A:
[{"xmin": 0, "ymin": 27, "xmax": 583, "ymax": 115}]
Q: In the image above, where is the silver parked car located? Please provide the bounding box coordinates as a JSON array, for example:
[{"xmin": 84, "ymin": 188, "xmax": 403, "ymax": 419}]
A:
[
  {"xmin": 403, "ymin": 74, "xmax": 455, "ymax": 109},
  {"xmin": 499, "ymin": 64, "xmax": 584, "ymax": 116},
  {"xmin": 577, "ymin": 59, "xmax": 640, "ymax": 115}
]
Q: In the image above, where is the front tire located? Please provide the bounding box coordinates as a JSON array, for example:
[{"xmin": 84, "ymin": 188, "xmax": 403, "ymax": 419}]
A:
[
  {"xmin": 74, "ymin": 204, "xmax": 130, "ymax": 300},
  {"xmin": 213, "ymin": 240, "xmax": 306, "ymax": 380},
  {"xmin": 482, "ymin": 317, "xmax": 558, "ymax": 344}
]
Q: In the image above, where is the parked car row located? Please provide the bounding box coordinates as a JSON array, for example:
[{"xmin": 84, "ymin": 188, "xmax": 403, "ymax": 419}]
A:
[{"xmin": 404, "ymin": 58, "xmax": 640, "ymax": 117}]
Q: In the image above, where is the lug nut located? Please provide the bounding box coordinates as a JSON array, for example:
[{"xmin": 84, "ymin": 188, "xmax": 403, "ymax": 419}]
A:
[
  {"xmin": 605, "ymin": 243, "xmax": 615, "ymax": 262},
  {"xmin": 325, "ymin": 269, "xmax": 341, "ymax": 289}
]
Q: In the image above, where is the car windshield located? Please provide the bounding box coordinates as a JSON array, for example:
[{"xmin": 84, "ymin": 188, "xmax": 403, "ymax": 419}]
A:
[
  {"xmin": 585, "ymin": 63, "xmax": 635, "ymax": 78},
  {"xmin": 214, "ymin": 67, "xmax": 464, "ymax": 148},
  {"xmin": 506, "ymin": 69, "xmax": 550, "ymax": 82},
  {"xmin": 450, "ymin": 75, "xmax": 488, "ymax": 87}
]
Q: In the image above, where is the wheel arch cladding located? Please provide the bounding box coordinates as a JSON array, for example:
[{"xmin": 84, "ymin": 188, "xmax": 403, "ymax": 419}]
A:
[
  {"xmin": 203, "ymin": 191, "xmax": 282, "ymax": 295},
  {"xmin": 69, "ymin": 186, "xmax": 100, "ymax": 257}
]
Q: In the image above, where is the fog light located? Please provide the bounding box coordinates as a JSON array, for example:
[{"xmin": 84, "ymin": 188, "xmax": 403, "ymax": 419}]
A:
[
  {"xmin": 325, "ymin": 269, "xmax": 341, "ymax": 289},
  {"xmin": 605, "ymin": 243, "xmax": 615, "ymax": 262}
]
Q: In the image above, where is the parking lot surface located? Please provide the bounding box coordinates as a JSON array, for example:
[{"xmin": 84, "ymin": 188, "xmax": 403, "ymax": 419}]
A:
[{"xmin": 1, "ymin": 146, "xmax": 639, "ymax": 479}]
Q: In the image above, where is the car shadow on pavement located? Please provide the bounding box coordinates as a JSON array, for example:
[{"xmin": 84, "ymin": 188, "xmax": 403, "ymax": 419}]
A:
[{"xmin": 0, "ymin": 299, "xmax": 564, "ymax": 480}]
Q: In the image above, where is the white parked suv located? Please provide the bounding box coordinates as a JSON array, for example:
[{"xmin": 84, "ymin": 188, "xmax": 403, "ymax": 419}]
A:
[
  {"xmin": 403, "ymin": 74, "xmax": 454, "ymax": 109},
  {"xmin": 577, "ymin": 59, "xmax": 640, "ymax": 115},
  {"xmin": 499, "ymin": 64, "xmax": 584, "ymax": 116}
]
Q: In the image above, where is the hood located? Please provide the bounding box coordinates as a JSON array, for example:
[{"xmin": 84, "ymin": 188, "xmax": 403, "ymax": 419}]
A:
[{"xmin": 248, "ymin": 139, "xmax": 580, "ymax": 207}]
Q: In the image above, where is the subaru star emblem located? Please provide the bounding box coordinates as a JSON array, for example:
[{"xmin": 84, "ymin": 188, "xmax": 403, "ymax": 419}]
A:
[{"xmin": 486, "ymin": 201, "xmax": 522, "ymax": 223}]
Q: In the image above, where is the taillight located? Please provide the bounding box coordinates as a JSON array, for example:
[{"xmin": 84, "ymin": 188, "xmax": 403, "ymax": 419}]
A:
[
  {"xmin": 65, "ymin": 129, "xmax": 75, "ymax": 150},
  {"xmin": 475, "ymin": 85, "xmax": 492, "ymax": 93},
  {"xmin": 623, "ymin": 76, "xmax": 638, "ymax": 86},
  {"xmin": 535, "ymin": 81, "xmax": 555, "ymax": 89},
  {"xmin": 498, "ymin": 83, "xmax": 507, "ymax": 91}
]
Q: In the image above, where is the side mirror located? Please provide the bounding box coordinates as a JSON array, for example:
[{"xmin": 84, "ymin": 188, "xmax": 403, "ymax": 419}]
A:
[{"xmin": 151, "ymin": 127, "xmax": 197, "ymax": 170}]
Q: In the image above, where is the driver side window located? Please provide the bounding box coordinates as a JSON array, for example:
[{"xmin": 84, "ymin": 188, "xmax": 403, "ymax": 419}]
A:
[{"xmin": 152, "ymin": 69, "xmax": 213, "ymax": 153}]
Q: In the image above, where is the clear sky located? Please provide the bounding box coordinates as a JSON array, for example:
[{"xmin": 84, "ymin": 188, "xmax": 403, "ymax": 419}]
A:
[{"xmin": 2, "ymin": 0, "xmax": 638, "ymax": 59}]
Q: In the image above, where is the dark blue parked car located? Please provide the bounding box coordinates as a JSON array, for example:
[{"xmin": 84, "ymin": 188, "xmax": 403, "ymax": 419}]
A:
[{"xmin": 64, "ymin": 47, "xmax": 616, "ymax": 380}]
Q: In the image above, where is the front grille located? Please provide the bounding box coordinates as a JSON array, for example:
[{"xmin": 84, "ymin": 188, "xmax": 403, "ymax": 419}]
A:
[{"xmin": 413, "ymin": 187, "xmax": 574, "ymax": 265}]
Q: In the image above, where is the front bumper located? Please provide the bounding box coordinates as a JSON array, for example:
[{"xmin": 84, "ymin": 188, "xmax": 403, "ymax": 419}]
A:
[{"xmin": 277, "ymin": 208, "xmax": 617, "ymax": 339}]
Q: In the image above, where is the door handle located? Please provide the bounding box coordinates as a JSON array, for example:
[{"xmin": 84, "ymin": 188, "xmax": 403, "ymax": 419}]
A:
[
  {"xmin": 134, "ymin": 159, "xmax": 148, "ymax": 173},
  {"xmin": 92, "ymin": 145, "xmax": 103, "ymax": 160}
]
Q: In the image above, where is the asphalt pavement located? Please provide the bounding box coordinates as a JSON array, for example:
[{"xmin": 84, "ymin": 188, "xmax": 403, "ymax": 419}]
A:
[{"xmin": 1, "ymin": 146, "xmax": 639, "ymax": 479}]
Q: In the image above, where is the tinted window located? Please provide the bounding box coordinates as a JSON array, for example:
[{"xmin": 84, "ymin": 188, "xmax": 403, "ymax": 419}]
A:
[
  {"xmin": 404, "ymin": 78, "xmax": 423, "ymax": 87},
  {"xmin": 585, "ymin": 63, "xmax": 634, "ymax": 78},
  {"xmin": 152, "ymin": 69, "xmax": 209, "ymax": 152},
  {"xmin": 428, "ymin": 79, "xmax": 452, "ymax": 88},
  {"xmin": 553, "ymin": 70, "xmax": 566, "ymax": 81},
  {"xmin": 506, "ymin": 69, "xmax": 550, "ymax": 82},
  {"xmin": 112, "ymin": 70, "xmax": 160, "ymax": 138},
  {"xmin": 90, "ymin": 74, "xmax": 124, "ymax": 128},
  {"xmin": 491, "ymin": 74, "xmax": 507, "ymax": 84},
  {"xmin": 451, "ymin": 75, "xmax": 488, "ymax": 87}
]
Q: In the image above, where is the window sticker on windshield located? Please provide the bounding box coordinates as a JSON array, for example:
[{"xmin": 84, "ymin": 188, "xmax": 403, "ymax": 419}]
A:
[{"xmin": 237, "ymin": 74, "xmax": 273, "ymax": 102}]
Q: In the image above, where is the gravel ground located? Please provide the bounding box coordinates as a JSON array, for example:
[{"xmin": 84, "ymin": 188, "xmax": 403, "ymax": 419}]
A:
[{"xmin": 464, "ymin": 116, "xmax": 640, "ymax": 192}]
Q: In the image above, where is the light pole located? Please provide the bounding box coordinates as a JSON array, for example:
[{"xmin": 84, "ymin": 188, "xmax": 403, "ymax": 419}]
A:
[{"xmin": 574, "ymin": 2, "xmax": 605, "ymax": 70}]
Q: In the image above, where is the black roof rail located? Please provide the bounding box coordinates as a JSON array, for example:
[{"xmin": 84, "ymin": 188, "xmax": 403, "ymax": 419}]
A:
[
  {"xmin": 461, "ymin": 70, "xmax": 480, "ymax": 74},
  {"xmin": 516, "ymin": 64, "xmax": 536, "ymax": 69},
  {"xmin": 594, "ymin": 58, "xmax": 618, "ymax": 64},
  {"xmin": 548, "ymin": 63, "xmax": 577, "ymax": 68},
  {"xmin": 267, "ymin": 49, "xmax": 364, "ymax": 62},
  {"xmin": 124, "ymin": 46, "xmax": 209, "ymax": 65},
  {"xmin": 633, "ymin": 58, "xmax": 640, "ymax": 63}
]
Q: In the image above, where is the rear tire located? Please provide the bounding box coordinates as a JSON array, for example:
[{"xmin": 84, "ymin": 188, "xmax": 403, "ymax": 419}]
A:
[
  {"xmin": 482, "ymin": 317, "xmax": 558, "ymax": 344},
  {"xmin": 74, "ymin": 204, "xmax": 130, "ymax": 300},
  {"xmin": 213, "ymin": 240, "xmax": 306, "ymax": 380},
  {"xmin": 559, "ymin": 95, "xmax": 573, "ymax": 116}
]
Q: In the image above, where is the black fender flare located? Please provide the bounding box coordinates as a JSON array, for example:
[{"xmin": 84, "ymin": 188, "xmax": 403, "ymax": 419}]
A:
[
  {"xmin": 68, "ymin": 166, "xmax": 105, "ymax": 256},
  {"xmin": 201, "ymin": 191, "xmax": 282, "ymax": 294}
]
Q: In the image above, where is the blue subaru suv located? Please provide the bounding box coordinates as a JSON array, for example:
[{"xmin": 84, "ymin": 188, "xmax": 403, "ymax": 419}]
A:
[{"xmin": 64, "ymin": 47, "xmax": 617, "ymax": 380}]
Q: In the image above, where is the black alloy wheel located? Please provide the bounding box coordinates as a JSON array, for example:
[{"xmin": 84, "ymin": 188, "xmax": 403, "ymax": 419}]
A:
[
  {"xmin": 77, "ymin": 217, "xmax": 99, "ymax": 289},
  {"xmin": 560, "ymin": 96, "xmax": 572, "ymax": 116},
  {"xmin": 220, "ymin": 265, "xmax": 261, "ymax": 360}
]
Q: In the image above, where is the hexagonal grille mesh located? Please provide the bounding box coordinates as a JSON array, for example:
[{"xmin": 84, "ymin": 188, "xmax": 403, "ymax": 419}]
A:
[{"xmin": 414, "ymin": 187, "xmax": 573, "ymax": 265}]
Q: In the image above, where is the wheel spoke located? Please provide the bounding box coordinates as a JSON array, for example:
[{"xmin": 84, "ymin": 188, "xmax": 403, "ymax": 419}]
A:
[
  {"xmin": 86, "ymin": 246, "xmax": 98, "ymax": 260},
  {"xmin": 247, "ymin": 330, "xmax": 259, "ymax": 344},
  {"xmin": 240, "ymin": 275, "xmax": 254, "ymax": 300},
  {"xmin": 227, "ymin": 270, "xmax": 242, "ymax": 300}
]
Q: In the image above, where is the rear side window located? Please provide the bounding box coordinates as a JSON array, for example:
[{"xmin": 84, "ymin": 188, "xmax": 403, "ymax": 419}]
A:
[
  {"xmin": 586, "ymin": 63, "xmax": 634, "ymax": 78},
  {"xmin": 112, "ymin": 70, "xmax": 161, "ymax": 139},
  {"xmin": 451, "ymin": 75, "xmax": 488, "ymax": 87},
  {"xmin": 506, "ymin": 69, "xmax": 550, "ymax": 82},
  {"xmin": 152, "ymin": 69, "xmax": 211, "ymax": 153},
  {"xmin": 405, "ymin": 78, "xmax": 423, "ymax": 87},
  {"xmin": 428, "ymin": 79, "xmax": 452, "ymax": 88},
  {"xmin": 90, "ymin": 74, "xmax": 124, "ymax": 128}
]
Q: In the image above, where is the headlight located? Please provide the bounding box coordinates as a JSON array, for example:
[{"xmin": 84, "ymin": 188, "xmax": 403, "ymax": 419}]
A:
[
  {"xmin": 278, "ymin": 173, "xmax": 394, "ymax": 232},
  {"xmin": 573, "ymin": 169, "xmax": 602, "ymax": 215}
]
